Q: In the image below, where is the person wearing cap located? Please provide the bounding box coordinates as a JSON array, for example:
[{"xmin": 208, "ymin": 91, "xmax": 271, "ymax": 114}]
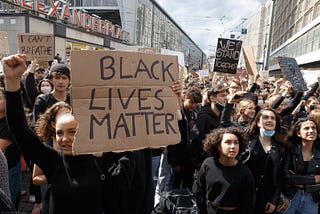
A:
[{"xmin": 32, "ymin": 63, "xmax": 71, "ymax": 127}]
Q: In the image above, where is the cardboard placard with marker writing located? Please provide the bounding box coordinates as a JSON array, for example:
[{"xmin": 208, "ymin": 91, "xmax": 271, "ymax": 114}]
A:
[
  {"xmin": 18, "ymin": 33, "xmax": 54, "ymax": 61},
  {"xmin": 71, "ymin": 50, "xmax": 181, "ymax": 154}
]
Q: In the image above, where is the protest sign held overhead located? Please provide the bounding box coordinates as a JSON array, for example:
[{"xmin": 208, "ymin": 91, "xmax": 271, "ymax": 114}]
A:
[
  {"xmin": 278, "ymin": 56, "xmax": 308, "ymax": 92},
  {"xmin": 242, "ymin": 46, "xmax": 258, "ymax": 76},
  {"xmin": 198, "ymin": 69, "xmax": 209, "ymax": 78},
  {"xmin": 71, "ymin": 50, "xmax": 181, "ymax": 154},
  {"xmin": 0, "ymin": 32, "xmax": 9, "ymax": 55},
  {"xmin": 213, "ymin": 38, "xmax": 242, "ymax": 74},
  {"xmin": 18, "ymin": 33, "xmax": 54, "ymax": 61}
]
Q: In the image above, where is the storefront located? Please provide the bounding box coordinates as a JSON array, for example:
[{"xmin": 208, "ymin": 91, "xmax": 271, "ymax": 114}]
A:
[{"xmin": 0, "ymin": 0, "xmax": 129, "ymax": 61}]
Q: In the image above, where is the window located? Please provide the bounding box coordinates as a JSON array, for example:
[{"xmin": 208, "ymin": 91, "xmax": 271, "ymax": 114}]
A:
[
  {"xmin": 314, "ymin": 2, "xmax": 320, "ymax": 18},
  {"xmin": 296, "ymin": 18, "xmax": 303, "ymax": 33},
  {"xmin": 303, "ymin": 9, "xmax": 313, "ymax": 27}
]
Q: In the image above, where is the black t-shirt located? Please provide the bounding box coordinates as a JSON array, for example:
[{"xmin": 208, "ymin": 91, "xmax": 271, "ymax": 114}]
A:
[{"xmin": 0, "ymin": 117, "xmax": 21, "ymax": 169}]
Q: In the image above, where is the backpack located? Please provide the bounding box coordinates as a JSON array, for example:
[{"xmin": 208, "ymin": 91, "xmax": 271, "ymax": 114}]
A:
[{"xmin": 153, "ymin": 188, "xmax": 199, "ymax": 214}]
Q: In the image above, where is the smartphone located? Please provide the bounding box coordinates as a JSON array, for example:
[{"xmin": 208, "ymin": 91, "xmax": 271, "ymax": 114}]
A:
[
  {"xmin": 234, "ymin": 93, "xmax": 251, "ymax": 99},
  {"xmin": 242, "ymin": 93, "xmax": 252, "ymax": 98}
]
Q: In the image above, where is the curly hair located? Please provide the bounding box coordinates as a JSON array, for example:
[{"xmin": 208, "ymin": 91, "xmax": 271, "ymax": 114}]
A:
[
  {"xmin": 203, "ymin": 126, "xmax": 248, "ymax": 158},
  {"xmin": 34, "ymin": 102, "xmax": 71, "ymax": 141}
]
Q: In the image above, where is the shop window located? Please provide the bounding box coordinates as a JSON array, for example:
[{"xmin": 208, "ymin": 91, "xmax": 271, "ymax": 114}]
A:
[{"xmin": 0, "ymin": 19, "xmax": 4, "ymax": 24}]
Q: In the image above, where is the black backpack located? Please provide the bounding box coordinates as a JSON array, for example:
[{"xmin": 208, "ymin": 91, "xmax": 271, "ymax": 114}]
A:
[{"xmin": 153, "ymin": 188, "xmax": 199, "ymax": 214}]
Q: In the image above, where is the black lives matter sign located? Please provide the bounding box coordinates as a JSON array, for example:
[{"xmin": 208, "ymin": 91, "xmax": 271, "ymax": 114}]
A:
[
  {"xmin": 71, "ymin": 50, "xmax": 180, "ymax": 154},
  {"xmin": 214, "ymin": 38, "xmax": 242, "ymax": 74}
]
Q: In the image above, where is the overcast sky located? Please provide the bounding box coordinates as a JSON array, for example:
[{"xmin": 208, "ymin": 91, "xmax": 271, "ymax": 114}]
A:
[{"xmin": 156, "ymin": 0, "xmax": 266, "ymax": 55}]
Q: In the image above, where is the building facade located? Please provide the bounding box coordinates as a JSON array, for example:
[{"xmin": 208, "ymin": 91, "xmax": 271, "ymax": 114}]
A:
[
  {"xmin": 268, "ymin": 0, "xmax": 320, "ymax": 71},
  {"xmin": 240, "ymin": 1, "xmax": 270, "ymax": 72},
  {"xmin": 241, "ymin": 0, "xmax": 320, "ymax": 76},
  {"xmin": 0, "ymin": 0, "xmax": 205, "ymax": 69}
]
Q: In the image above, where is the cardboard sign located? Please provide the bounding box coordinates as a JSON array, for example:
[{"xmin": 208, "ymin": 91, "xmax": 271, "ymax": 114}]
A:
[
  {"xmin": 0, "ymin": 32, "xmax": 9, "ymax": 55},
  {"xmin": 18, "ymin": 33, "xmax": 54, "ymax": 61},
  {"xmin": 214, "ymin": 38, "xmax": 242, "ymax": 74},
  {"xmin": 71, "ymin": 50, "xmax": 181, "ymax": 154},
  {"xmin": 278, "ymin": 56, "xmax": 308, "ymax": 91},
  {"xmin": 242, "ymin": 46, "xmax": 258, "ymax": 76}
]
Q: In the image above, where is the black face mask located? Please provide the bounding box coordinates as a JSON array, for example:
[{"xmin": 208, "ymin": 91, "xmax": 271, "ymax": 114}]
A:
[
  {"xmin": 215, "ymin": 103, "xmax": 224, "ymax": 112},
  {"xmin": 310, "ymin": 105, "xmax": 315, "ymax": 111}
]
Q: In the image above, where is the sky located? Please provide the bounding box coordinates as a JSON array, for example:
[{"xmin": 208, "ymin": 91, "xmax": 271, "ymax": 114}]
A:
[{"xmin": 156, "ymin": 0, "xmax": 266, "ymax": 56}]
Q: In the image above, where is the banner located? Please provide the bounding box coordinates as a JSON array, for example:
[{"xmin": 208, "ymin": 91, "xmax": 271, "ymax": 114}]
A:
[
  {"xmin": 213, "ymin": 38, "xmax": 242, "ymax": 74},
  {"xmin": 71, "ymin": 50, "xmax": 181, "ymax": 154},
  {"xmin": 18, "ymin": 33, "xmax": 54, "ymax": 61}
]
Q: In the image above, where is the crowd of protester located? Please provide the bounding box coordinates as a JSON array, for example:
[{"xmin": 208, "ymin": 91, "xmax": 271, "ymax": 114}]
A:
[{"xmin": 1, "ymin": 52, "xmax": 320, "ymax": 214}]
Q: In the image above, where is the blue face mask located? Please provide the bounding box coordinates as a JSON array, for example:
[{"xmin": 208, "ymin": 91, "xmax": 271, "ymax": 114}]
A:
[{"xmin": 260, "ymin": 128, "xmax": 275, "ymax": 137}]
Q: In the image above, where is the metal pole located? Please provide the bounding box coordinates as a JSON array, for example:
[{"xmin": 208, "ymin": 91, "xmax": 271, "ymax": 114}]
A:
[
  {"xmin": 264, "ymin": 0, "xmax": 276, "ymax": 71},
  {"xmin": 150, "ymin": 4, "xmax": 155, "ymax": 47}
]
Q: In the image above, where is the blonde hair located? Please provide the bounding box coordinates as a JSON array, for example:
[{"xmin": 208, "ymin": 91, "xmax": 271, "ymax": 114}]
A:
[{"xmin": 236, "ymin": 98, "xmax": 255, "ymax": 118}]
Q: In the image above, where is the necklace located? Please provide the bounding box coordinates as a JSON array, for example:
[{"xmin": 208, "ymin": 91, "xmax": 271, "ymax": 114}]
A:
[
  {"xmin": 259, "ymin": 136, "xmax": 272, "ymax": 153},
  {"xmin": 262, "ymin": 144, "xmax": 271, "ymax": 152}
]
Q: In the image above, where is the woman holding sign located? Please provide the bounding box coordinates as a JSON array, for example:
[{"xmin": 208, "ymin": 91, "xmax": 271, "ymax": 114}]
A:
[
  {"xmin": 2, "ymin": 54, "xmax": 182, "ymax": 214},
  {"xmin": 2, "ymin": 54, "xmax": 106, "ymax": 214}
]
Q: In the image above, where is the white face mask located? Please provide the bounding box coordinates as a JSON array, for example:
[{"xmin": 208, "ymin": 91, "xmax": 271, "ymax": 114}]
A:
[
  {"xmin": 41, "ymin": 86, "xmax": 52, "ymax": 94},
  {"xmin": 258, "ymin": 99, "xmax": 264, "ymax": 107}
]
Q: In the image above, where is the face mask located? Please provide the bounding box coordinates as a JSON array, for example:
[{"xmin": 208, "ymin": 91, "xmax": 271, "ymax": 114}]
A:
[
  {"xmin": 310, "ymin": 105, "xmax": 315, "ymax": 111},
  {"xmin": 41, "ymin": 86, "xmax": 52, "ymax": 94},
  {"xmin": 260, "ymin": 128, "xmax": 275, "ymax": 137},
  {"xmin": 257, "ymin": 99, "xmax": 264, "ymax": 107},
  {"xmin": 215, "ymin": 102, "xmax": 224, "ymax": 112}
]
